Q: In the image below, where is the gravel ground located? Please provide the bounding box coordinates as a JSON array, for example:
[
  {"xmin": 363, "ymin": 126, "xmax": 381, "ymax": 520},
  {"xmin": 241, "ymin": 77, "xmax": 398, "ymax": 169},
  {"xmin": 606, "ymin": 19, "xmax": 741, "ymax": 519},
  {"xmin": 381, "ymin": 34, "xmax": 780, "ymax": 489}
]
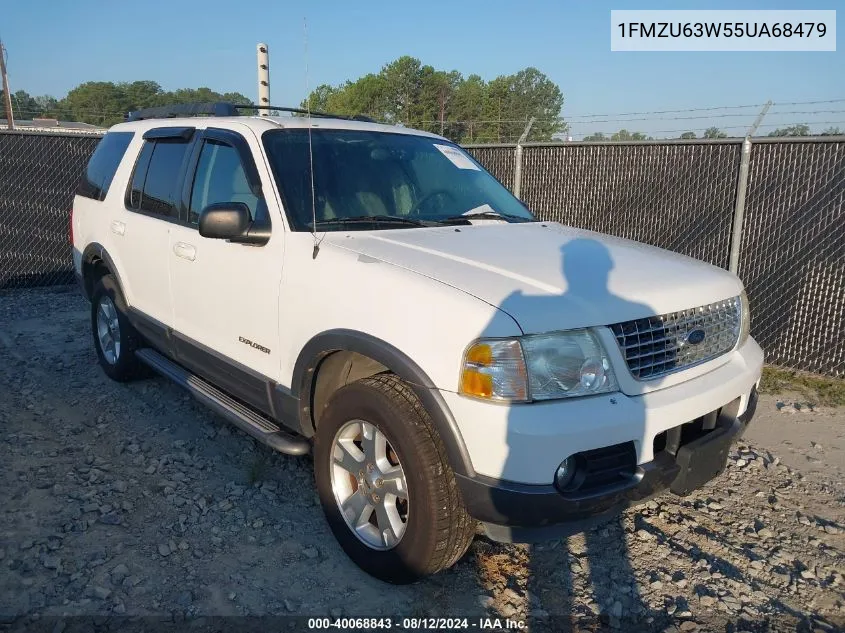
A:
[{"xmin": 0, "ymin": 287, "xmax": 843, "ymax": 632}]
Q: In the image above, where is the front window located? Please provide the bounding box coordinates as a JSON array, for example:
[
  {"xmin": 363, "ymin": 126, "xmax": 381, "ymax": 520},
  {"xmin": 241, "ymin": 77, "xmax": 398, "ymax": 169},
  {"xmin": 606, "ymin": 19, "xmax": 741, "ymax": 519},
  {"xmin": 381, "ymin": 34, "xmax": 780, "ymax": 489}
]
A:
[{"xmin": 262, "ymin": 129, "xmax": 535, "ymax": 231}]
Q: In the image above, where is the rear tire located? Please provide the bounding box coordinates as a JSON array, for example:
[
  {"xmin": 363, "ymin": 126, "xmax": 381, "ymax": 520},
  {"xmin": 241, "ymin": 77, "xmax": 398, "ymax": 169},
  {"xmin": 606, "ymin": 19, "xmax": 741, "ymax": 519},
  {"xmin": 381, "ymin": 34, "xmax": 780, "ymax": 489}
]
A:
[
  {"xmin": 91, "ymin": 274, "xmax": 144, "ymax": 382},
  {"xmin": 314, "ymin": 373, "xmax": 475, "ymax": 584}
]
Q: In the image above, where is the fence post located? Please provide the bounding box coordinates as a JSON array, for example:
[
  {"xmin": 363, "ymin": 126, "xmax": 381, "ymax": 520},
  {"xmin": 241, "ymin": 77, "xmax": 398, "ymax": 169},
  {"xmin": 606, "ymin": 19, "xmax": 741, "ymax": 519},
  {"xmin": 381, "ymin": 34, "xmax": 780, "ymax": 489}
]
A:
[
  {"xmin": 729, "ymin": 137, "xmax": 752, "ymax": 275},
  {"xmin": 728, "ymin": 101, "xmax": 771, "ymax": 274},
  {"xmin": 512, "ymin": 117, "xmax": 535, "ymax": 198}
]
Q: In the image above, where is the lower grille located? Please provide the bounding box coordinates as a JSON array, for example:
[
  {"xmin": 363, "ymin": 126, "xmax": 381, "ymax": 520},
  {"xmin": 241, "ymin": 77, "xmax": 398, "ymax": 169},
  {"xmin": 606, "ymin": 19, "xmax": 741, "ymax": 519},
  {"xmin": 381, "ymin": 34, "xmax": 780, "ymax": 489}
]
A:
[
  {"xmin": 575, "ymin": 442, "xmax": 637, "ymax": 493},
  {"xmin": 609, "ymin": 296, "xmax": 742, "ymax": 380}
]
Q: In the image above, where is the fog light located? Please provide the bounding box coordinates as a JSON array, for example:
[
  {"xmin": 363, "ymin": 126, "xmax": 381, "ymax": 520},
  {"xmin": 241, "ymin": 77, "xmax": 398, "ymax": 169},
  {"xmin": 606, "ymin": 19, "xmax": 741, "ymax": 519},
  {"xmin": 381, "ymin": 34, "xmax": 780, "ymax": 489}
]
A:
[{"xmin": 554, "ymin": 456, "xmax": 577, "ymax": 491}]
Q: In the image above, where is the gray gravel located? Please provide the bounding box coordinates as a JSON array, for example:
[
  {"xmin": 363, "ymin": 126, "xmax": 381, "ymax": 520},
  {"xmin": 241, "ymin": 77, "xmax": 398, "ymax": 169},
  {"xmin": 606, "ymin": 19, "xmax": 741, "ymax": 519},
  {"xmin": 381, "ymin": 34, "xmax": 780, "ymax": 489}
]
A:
[{"xmin": 1, "ymin": 287, "xmax": 843, "ymax": 632}]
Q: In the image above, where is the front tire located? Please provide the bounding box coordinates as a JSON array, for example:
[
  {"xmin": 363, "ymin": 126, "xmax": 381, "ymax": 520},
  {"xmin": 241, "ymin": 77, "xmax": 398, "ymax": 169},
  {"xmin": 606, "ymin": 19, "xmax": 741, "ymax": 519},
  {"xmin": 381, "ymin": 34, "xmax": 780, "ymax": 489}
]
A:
[
  {"xmin": 314, "ymin": 374, "xmax": 475, "ymax": 584},
  {"xmin": 91, "ymin": 274, "xmax": 143, "ymax": 382}
]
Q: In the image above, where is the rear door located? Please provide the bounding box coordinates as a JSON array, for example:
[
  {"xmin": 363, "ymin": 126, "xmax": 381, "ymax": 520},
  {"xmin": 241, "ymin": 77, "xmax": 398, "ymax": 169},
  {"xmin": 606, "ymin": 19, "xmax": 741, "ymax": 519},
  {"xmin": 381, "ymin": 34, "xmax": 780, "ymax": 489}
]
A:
[
  {"xmin": 167, "ymin": 125, "xmax": 284, "ymax": 415},
  {"xmin": 118, "ymin": 127, "xmax": 195, "ymax": 350}
]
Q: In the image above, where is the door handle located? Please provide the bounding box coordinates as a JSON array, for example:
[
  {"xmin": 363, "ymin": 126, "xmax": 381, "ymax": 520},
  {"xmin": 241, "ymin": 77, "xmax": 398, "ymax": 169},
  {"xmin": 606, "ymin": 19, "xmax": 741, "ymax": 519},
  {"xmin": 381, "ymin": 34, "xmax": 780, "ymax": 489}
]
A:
[
  {"xmin": 110, "ymin": 220, "xmax": 126, "ymax": 236},
  {"xmin": 173, "ymin": 242, "xmax": 196, "ymax": 262}
]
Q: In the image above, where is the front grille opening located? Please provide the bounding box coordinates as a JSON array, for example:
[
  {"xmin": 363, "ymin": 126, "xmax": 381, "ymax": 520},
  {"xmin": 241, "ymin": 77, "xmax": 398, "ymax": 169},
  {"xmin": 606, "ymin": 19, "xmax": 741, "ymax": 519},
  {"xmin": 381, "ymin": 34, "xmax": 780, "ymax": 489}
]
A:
[
  {"xmin": 681, "ymin": 416, "xmax": 709, "ymax": 445},
  {"xmin": 609, "ymin": 297, "xmax": 742, "ymax": 381},
  {"xmin": 655, "ymin": 409, "xmax": 722, "ymax": 456},
  {"xmin": 569, "ymin": 441, "xmax": 637, "ymax": 494}
]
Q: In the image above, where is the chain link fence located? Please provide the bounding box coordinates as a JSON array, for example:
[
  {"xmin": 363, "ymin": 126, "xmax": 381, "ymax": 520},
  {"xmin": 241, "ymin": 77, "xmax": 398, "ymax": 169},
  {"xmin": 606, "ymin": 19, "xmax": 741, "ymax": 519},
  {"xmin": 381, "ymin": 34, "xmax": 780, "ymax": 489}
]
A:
[
  {"xmin": 521, "ymin": 141, "xmax": 741, "ymax": 268},
  {"xmin": 0, "ymin": 129, "xmax": 842, "ymax": 375},
  {"xmin": 737, "ymin": 138, "xmax": 845, "ymax": 376},
  {"xmin": 0, "ymin": 130, "xmax": 101, "ymax": 288}
]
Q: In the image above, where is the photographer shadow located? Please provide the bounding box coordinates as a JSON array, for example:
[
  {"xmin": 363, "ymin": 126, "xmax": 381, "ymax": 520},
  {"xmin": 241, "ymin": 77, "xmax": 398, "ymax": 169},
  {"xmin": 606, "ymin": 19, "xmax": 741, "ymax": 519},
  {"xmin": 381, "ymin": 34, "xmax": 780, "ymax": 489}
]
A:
[{"xmin": 476, "ymin": 237, "xmax": 670, "ymax": 630}]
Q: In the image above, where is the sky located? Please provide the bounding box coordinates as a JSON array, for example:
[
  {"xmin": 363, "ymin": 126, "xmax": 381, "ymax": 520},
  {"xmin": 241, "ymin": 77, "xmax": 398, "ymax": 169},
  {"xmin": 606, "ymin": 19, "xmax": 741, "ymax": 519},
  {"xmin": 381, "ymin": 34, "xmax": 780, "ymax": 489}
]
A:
[{"xmin": 2, "ymin": 0, "xmax": 842, "ymax": 138}]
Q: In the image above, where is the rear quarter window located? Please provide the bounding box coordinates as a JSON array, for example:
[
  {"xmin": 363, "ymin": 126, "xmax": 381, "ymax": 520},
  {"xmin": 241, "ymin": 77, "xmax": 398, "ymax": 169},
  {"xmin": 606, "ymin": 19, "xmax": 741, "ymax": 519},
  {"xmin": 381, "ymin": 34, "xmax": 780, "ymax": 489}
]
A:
[
  {"xmin": 124, "ymin": 138, "xmax": 191, "ymax": 218},
  {"xmin": 76, "ymin": 131, "xmax": 134, "ymax": 201}
]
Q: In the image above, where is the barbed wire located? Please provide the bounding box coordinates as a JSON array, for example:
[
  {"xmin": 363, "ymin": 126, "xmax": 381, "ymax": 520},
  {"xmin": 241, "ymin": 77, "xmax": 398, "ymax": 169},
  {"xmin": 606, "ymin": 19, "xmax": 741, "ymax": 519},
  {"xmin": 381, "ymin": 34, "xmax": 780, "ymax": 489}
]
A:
[
  {"xmin": 565, "ymin": 120, "xmax": 845, "ymax": 140},
  {"xmin": 560, "ymin": 98, "xmax": 845, "ymax": 119}
]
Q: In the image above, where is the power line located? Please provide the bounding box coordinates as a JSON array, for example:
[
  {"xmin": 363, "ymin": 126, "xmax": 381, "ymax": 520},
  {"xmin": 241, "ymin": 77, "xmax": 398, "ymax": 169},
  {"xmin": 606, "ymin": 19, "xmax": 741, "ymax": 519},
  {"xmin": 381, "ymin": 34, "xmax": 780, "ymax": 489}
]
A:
[
  {"xmin": 562, "ymin": 98, "xmax": 845, "ymax": 120},
  {"xmin": 570, "ymin": 120, "xmax": 845, "ymax": 138}
]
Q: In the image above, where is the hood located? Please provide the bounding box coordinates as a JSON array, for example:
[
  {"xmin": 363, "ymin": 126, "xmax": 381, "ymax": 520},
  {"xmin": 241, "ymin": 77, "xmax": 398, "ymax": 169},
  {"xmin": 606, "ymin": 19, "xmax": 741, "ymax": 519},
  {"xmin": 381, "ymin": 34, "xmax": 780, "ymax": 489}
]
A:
[{"xmin": 326, "ymin": 222, "xmax": 743, "ymax": 334}]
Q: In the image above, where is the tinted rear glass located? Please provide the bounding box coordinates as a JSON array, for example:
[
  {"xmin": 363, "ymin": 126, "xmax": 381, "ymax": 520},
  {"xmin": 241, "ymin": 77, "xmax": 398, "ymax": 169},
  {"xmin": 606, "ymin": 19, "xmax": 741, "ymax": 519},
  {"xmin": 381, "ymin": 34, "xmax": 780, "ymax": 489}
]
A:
[
  {"xmin": 126, "ymin": 142, "xmax": 154, "ymax": 210},
  {"xmin": 141, "ymin": 140, "xmax": 190, "ymax": 216},
  {"xmin": 77, "ymin": 132, "xmax": 134, "ymax": 201},
  {"xmin": 125, "ymin": 138, "xmax": 190, "ymax": 218}
]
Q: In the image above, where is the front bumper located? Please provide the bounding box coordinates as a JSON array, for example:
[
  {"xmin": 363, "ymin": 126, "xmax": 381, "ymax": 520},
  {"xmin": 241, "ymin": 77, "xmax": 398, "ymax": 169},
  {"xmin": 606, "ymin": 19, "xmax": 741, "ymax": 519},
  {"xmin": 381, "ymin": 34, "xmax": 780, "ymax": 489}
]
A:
[
  {"xmin": 442, "ymin": 337, "xmax": 763, "ymax": 484},
  {"xmin": 456, "ymin": 386, "xmax": 758, "ymax": 543}
]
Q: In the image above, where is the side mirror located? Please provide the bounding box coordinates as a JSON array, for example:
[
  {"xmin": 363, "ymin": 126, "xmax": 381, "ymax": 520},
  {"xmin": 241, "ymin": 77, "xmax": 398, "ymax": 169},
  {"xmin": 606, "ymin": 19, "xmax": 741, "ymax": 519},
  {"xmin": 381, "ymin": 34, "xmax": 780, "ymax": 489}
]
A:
[
  {"xmin": 198, "ymin": 202, "xmax": 251, "ymax": 240},
  {"xmin": 198, "ymin": 202, "xmax": 271, "ymax": 245}
]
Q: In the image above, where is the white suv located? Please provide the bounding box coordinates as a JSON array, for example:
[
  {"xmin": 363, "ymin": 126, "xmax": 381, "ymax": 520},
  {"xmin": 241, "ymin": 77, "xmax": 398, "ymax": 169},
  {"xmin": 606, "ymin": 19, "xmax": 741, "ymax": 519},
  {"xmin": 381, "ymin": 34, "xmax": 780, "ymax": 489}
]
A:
[{"xmin": 71, "ymin": 103, "xmax": 762, "ymax": 583}]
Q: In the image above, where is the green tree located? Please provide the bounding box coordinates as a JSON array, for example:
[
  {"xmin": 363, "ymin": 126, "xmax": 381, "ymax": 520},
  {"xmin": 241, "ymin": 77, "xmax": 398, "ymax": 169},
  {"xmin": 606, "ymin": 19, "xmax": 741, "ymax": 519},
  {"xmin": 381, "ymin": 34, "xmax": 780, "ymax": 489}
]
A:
[
  {"xmin": 582, "ymin": 132, "xmax": 607, "ymax": 141},
  {"xmin": 451, "ymin": 74, "xmax": 487, "ymax": 142},
  {"xmin": 768, "ymin": 124, "xmax": 811, "ymax": 137},
  {"xmin": 679, "ymin": 131, "xmax": 697, "ymax": 139},
  {"xmin": 494, "ymin": 67, "xmax": 564, "ymax": 141},
  {"xmin": 34, "ymin": 95, "xmax": 59, "ymax": 116},
  {"xmin": 64, "ymin": 82, "xmax": 130, "ymax": 125},
  {"xmin": 820, "ymin": 126, "xmax": 843, "ymax": 136},
  {"xmin": 60, "ymin": 82, "xmax": 251, "ymax": 126},
  {"xmin": 380, "ymin": 56, "xmax": 424, "ymax": 124},
  {"xmin": 418, "ymin": 68, "xmax": 461, "ymax": 136},
  {"xmin": 12, "ymin": 90, "xmax": 40, "ymax": 118},
  {"xmin": 607, "ymin": 129, "xmax": 648, "ymax": 141},
  {"xmin": 301, "ymin": 57, "xmax": 565, "ymax": 143},
  {"xmin": 0, "ymin": 89, "xmax": 59, "ymax": 120},
  {"xmin": 703, "ymin": 127, "xmax": 728, "ymax": 139}
]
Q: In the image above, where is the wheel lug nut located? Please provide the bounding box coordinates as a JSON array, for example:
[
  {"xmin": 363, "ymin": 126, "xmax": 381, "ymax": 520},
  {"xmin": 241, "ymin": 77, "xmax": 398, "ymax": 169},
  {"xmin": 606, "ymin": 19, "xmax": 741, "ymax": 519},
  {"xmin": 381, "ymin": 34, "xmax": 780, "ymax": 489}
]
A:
[
  {"xmin": 367, "ymin": 463, "xmax": 374, "ymax": 472},
  {"xmin": 375, "ymin": 478, "xmax": 384, "ymax": 487},
  {"xmin": 372, "ymin": 494, "xmax": 380, "ymax": 502}
]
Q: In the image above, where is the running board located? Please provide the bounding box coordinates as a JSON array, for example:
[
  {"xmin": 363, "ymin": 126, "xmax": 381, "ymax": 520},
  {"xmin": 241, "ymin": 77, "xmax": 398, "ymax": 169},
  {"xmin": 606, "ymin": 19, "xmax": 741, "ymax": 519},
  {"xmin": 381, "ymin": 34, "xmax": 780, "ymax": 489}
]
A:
[{"xmin": 135, "ymin": 348, "xmax": 310, "ymax": 456}]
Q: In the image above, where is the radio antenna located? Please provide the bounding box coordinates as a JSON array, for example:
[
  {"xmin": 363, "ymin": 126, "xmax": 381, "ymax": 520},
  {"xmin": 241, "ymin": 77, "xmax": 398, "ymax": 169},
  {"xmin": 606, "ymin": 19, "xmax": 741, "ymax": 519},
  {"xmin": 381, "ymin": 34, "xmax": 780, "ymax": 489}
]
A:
[{"xmin": 304, "ymin": 17, "xmax": 321, "ymax": 259}]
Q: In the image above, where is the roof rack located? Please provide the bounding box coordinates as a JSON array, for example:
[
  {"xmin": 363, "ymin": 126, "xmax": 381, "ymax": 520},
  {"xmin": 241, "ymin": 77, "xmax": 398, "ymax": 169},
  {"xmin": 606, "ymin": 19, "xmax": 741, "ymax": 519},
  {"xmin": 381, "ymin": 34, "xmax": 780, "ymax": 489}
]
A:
[{"xmin": 125, "ymin": 102, "xmax": 375, "ymax": 123}]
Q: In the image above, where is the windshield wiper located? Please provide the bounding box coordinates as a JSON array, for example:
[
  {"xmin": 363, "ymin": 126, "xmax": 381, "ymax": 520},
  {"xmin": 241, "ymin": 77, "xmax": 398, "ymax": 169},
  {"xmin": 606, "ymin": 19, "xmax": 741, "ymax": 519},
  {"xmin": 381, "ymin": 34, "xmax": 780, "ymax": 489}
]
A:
[
  {"xmin": 312, "ymin": 215, "xmax": 431, "ymax": 228},
  {"xmin": 439, "ymin": 210, "xmax": 532, "ymax": 224}
]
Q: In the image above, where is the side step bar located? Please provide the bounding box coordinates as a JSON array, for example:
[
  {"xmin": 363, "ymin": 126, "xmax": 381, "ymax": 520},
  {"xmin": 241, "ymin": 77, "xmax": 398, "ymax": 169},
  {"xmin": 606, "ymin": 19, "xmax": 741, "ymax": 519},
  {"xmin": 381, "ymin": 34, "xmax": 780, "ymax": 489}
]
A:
[{"xmin": 135, "ymin": 348, "xmax": 310, "ymax": 456}]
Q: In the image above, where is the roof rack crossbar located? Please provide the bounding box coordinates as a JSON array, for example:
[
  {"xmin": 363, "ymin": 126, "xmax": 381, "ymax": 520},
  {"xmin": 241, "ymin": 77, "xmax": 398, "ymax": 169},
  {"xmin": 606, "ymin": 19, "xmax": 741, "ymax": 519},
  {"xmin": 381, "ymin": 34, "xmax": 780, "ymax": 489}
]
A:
[
  {"xmin": 237, "ymin": 104, "xmax": 374, "ymax": 122},
  {"xmin": 126, "ymin": 102, "xmax": 375, "ymax": 123}
]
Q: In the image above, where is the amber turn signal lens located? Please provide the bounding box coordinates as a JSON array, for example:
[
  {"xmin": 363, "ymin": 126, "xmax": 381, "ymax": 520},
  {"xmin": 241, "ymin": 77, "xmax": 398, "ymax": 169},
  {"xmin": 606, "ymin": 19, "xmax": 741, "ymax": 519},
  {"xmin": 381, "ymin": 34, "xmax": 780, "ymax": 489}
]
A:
[
  {"xmin": 461, "ymin": 369, "xmax": 494, "ymax": 398},
  {"xmin": 465, "ymin": 343, "xmax": 493, "ymax": 366},
  {"xmin": 459, "ymin": 338, "xmax": 529, "ymax": 402}
]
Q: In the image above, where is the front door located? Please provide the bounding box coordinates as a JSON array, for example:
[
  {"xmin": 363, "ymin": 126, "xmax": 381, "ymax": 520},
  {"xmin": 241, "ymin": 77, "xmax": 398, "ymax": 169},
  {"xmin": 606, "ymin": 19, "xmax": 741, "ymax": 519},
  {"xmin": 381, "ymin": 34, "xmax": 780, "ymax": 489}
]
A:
[{"xmin": 168, "ymin": 125, "xmax": 283, "ymax": 416}]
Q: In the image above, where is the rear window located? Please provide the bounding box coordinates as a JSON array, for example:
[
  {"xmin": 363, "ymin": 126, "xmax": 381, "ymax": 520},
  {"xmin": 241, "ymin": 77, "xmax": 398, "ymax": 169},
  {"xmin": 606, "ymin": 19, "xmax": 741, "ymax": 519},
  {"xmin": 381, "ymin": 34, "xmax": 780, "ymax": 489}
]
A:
[
  {"xmin": 76, "ymin": 132, "xmax": 134, "ymax": 201},
  {"xmin": 125, "ymin": 138, "xmax": 191, "ymax": 218}
]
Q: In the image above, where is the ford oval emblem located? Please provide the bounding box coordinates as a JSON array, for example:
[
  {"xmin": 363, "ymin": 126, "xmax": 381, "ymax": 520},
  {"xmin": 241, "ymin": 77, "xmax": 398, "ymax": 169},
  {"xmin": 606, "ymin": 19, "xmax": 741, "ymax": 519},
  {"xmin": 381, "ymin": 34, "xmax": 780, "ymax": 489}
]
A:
[{"xmin": 686, "ymin": 328, "xmax": 706, "ymax": 345}]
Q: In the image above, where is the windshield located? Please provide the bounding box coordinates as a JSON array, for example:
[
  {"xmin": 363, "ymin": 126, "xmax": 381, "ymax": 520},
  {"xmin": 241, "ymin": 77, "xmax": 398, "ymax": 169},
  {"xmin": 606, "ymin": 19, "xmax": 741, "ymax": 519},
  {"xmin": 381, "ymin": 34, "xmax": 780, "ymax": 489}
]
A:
[{"xmin": 261, "ymin": 129, "xmax": 535, "ymax": 231}]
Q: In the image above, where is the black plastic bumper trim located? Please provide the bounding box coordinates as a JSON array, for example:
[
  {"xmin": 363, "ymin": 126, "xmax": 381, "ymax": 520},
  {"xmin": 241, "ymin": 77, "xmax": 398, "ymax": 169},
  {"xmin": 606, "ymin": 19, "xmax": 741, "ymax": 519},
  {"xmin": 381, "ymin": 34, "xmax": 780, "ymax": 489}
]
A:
[{"xmin": 458, "ymin": 416, "xmax": 744, "ymax": 542}]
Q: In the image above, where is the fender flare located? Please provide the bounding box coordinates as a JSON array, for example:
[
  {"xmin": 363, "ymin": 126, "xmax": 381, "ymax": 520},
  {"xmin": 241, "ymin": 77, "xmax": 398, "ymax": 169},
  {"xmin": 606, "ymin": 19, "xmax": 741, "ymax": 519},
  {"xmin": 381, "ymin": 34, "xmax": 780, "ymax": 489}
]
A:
[
  {"xmin": 291, "ymin": 329, "xmax": 475, "ymax": 477},
  {"xmin": 80, "ymin": 243, "xmax": 127, "ymax": 301}
]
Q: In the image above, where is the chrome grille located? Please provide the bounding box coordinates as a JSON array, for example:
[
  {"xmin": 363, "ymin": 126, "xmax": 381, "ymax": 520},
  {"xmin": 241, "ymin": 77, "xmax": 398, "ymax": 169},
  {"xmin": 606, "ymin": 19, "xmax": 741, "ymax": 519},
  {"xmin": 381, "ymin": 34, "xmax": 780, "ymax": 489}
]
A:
[{"xmin": 609, "ymin": 297, "xmax": 742, "ymax": 380}]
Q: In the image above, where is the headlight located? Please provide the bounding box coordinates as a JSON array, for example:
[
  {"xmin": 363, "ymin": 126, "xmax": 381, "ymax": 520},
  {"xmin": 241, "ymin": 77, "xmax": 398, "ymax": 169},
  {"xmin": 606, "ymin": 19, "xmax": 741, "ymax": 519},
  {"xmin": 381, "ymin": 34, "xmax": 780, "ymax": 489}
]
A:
[
  {"xmin": 738, "ymin": 290, "xmax": 750, "ymax": 347},
  {"xmin": 459, "ymin": 329, "xmax": 617, "ymax": 402}
]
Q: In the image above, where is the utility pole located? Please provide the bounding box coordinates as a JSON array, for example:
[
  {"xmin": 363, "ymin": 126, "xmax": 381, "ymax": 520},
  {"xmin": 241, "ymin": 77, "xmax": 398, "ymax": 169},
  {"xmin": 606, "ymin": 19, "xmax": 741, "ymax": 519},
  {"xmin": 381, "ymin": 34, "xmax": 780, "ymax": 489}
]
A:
[{"xmin": 0, "ymin": 38, "xmax": 14, "ymax": 130}]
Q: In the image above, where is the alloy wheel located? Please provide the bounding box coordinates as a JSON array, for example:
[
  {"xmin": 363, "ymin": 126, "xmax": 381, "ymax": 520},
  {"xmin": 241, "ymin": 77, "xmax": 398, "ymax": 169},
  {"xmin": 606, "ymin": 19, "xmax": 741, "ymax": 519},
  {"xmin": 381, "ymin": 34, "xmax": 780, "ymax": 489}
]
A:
[
  {"xmin": 330, "ymin": 419, "xmax": 409, "ymax": 550},
  {"xmin": 96, "ymin": 296, "xmax": 121, "ymax": 365}
]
